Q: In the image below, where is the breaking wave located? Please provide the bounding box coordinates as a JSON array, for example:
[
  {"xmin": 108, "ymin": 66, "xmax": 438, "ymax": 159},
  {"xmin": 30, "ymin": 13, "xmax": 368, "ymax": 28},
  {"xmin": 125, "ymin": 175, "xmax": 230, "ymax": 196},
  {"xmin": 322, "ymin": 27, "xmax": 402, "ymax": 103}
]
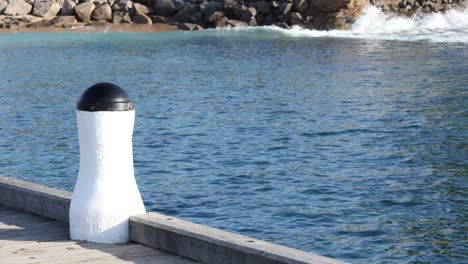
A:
[{"xmin": 227, "ymin": 6, "xmax": 468, "ymax": 43}]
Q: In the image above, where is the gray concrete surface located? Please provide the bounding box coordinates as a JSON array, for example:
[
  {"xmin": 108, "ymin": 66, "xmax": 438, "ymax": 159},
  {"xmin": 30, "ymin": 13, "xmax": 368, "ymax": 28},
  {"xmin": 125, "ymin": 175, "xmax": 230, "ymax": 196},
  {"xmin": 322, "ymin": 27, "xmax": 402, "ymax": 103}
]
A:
[
  {"xmin": 0, "ymin": 175, "xmax": 346, "ymax": 264},
  {"xmin": 0, "ymin": 176, "xmax": 70, "ymax": 222},
  {"xmin": 130, "ymin": 213, "xmax": 345, "ymax": 264},
  {"xmin": 0, "ymin": 204, "xmax": 198, "ymax": 264}
]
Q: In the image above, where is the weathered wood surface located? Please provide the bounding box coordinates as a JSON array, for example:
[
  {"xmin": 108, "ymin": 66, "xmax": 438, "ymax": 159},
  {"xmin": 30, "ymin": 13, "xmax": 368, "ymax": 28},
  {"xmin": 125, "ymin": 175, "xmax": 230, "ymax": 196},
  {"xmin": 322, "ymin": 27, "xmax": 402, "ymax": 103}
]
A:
[{"xmin": 0, "ymin": 206, "xmax": 199, "ymax": 264}]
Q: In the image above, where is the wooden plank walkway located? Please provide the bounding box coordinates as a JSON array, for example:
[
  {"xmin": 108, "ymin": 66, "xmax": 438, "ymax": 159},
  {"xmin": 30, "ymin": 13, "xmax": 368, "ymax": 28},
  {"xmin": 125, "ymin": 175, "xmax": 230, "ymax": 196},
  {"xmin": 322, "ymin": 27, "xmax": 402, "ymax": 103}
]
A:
[{"xmin": 0, "ymin": 204, "xmax": 199, "ymax": 264}]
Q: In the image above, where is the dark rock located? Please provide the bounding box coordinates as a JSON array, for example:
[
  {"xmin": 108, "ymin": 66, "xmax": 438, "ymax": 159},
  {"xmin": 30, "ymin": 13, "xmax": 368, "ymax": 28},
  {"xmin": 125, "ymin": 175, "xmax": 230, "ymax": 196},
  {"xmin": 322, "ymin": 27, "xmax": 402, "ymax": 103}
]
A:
[
  {"xmin": 254, "ymin": 1, "xmax": 270, "ymax": 13},
  {"xmin": 173, "ymin": 0, "xmax": 185, "ymax": 11},
  {"xmin": 277, "ymin": 22, "xmax": 289, "ymax": 29},
  {"xmin": 177, "ymin": 22, "xmax": 203, "ymax": 30},
  {"xmin": 288, "ymin": 11, "xmax": 302, "ymax": 24},
  {"xmin": 113, "ymin": 10, "xmax": 132, "ymax": 22},
  {"xmin": 61, "ymin": 0, "xmax": 76, "ymax": 16},
  {"xmin": 293, "ymin": 0, "xmax": 308, "ymax": 13},
  {"xmin": 263, "ymin": 13, "xmax": 275, "ymax": 25},
  {"xmin": 309, "ymin": 0, "xmax": 348, "ymax": 12},
  {"xmin": 150, "ymin": 14, "xmax": 173, "ymax": 23},
  {"xmin": 278, "ymin": 2, "xmax": 292, "ymax": 15},
  {"xmin": 153, "ymin": 0, "xmax": 176, "ymax": 16},
  {"xmin": 240, "ymin": 6, "xmax": 256, "ymax": 22},
  {"xmin": 92, "ymin": 3, "xmax": 111, "ymax": 20},
  {"xmin": 133, "ymin": 12, "xmax": 152, "ymax": 23},
  {"xmin": 174, "ymin": 3, "xmax": 198, "ymax": 22},
  {"xmin": 112, "ymin": 0, "xmax": 132, "ymax": 12},
  {"xmin": 189, "ymin": 11, "xmax": 202, "ymax": 24}
]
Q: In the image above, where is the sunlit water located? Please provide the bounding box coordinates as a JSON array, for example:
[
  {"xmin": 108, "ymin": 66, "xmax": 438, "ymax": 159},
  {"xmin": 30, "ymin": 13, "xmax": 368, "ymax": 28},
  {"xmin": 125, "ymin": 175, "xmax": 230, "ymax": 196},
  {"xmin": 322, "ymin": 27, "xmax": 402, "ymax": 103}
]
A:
[{"xmin": 0, "ymin": 7, "xmax": 467, "ymax": 263}]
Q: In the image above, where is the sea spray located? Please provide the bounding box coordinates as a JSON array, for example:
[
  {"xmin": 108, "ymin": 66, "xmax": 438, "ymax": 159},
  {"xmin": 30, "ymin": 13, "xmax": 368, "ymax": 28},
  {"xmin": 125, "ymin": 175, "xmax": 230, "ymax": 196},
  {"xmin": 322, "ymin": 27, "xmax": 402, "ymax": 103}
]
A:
[{"xmin": 219, "ymin": 6, "xmax": 468, "ymax": 43}]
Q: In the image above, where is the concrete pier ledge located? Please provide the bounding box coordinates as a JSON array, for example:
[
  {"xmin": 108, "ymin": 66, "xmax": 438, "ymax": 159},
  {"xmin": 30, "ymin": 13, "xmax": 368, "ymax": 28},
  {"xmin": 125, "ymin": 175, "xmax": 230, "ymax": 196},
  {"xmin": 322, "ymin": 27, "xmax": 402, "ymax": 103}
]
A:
[{"xmin": 0, "ymin": 175, "xmax": 345, "ymax": 264}]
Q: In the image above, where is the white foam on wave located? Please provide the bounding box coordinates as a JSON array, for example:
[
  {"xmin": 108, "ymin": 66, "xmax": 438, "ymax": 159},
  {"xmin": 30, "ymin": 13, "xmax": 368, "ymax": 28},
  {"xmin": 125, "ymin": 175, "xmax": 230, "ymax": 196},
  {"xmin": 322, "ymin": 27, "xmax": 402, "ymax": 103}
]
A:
[{"xmin": 226, "ymin": 6, "xmax": 468, "ymax": 43}]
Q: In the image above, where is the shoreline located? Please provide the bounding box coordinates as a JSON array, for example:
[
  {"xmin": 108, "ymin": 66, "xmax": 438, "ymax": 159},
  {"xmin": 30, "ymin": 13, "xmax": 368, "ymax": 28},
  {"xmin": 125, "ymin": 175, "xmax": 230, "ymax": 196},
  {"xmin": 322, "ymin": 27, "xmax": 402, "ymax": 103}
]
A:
[
  {"xmin": 1, "ymin": 0, "xmax": 464, "ymax": 35},
  {"xmin": 0, "ymin": 22, "xmax": 179, "ymax": 33}
]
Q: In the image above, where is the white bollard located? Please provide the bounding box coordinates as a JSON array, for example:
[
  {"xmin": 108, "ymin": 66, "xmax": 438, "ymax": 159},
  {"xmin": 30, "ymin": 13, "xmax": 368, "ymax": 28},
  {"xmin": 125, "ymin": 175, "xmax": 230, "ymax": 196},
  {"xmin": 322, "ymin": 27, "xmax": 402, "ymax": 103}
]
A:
[{"xmin": 70, "ymin": 83, "xmax": 146, "ymax": 244}]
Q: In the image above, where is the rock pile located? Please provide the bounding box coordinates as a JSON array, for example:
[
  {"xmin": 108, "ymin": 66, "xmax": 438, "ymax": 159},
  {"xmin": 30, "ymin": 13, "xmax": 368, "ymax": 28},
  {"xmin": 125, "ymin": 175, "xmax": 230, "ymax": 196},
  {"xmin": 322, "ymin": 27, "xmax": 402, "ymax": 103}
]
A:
[
  {"xmin": 371, "ymin": 0, "xmax": 466, "ymax": 16},
  {"xmin": 0, "ymin": 0, "xmax": 466, "ymax": 30}
]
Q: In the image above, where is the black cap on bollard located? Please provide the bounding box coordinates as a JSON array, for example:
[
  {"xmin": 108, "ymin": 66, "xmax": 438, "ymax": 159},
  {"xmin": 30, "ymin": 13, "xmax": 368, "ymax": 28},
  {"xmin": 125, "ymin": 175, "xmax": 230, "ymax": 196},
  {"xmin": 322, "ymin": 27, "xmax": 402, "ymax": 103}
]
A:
[{"xmin": 77, "ymin": 83, "xmax": 134, "ymax": 112}]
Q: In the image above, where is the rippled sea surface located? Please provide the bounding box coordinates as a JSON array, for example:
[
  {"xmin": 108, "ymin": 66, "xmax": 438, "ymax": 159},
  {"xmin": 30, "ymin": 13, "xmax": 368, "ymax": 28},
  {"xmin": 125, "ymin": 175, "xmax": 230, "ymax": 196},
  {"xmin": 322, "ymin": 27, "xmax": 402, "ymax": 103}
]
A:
[{"xmin": 0, "ymin": 30, "xmax": 466, "ymax": 263}]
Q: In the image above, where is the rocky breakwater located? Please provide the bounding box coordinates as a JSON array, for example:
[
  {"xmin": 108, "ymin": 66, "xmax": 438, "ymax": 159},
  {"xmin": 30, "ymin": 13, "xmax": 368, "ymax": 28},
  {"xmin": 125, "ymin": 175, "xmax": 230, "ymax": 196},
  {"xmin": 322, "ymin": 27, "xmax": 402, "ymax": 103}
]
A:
[
  {"xmin": 371, "ymin": 0, "xmax": 466, "ymax": 16},
  {"xmin": 0, "ymin": 0, "xmax": 370, "ymax": 30},
  {"xmin": 0, "ymin": 0, "xmax": 466, "ymax": 30}
]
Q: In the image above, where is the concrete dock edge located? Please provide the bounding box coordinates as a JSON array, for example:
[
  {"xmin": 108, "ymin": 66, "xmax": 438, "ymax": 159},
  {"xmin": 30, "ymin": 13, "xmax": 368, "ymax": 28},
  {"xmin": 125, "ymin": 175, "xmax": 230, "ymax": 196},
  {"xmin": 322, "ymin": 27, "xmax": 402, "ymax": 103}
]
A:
[
  {"xmin": 0, "ymin": 176, "xmax": 71, "ymax": 222},
  {"xmin": 130, "ymin": 213, "xmax": 345, "ymax": 264},
  {"xmin": 0, "ymin": 175, "xmax": 346, "ymax": 264}
]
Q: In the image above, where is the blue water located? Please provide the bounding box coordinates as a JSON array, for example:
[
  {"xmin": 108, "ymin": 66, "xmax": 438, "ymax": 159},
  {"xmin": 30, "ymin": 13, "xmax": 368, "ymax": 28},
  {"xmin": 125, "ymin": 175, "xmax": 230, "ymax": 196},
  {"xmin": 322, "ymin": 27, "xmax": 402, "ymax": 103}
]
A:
[{"xmin": 0, "ymin": 30, "xmax": 467, "ymax": 263}]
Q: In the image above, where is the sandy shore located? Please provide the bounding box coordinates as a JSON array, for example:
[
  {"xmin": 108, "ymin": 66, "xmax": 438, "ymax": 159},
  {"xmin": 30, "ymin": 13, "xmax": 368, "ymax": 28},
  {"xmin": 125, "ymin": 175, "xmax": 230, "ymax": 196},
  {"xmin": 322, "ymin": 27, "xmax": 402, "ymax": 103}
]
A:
[{"xmin": 0, "ymin": 23, "xmax": 180, "ymax": 34}]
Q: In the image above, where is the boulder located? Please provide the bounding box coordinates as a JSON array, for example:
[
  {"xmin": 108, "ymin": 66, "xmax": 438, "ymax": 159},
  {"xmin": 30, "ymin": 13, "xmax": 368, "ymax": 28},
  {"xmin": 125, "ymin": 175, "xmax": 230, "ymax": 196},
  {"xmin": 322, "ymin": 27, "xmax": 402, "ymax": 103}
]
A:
[
  {"xmin": 172, "ymin": 0, "xmax": 184, "ymax": 11},
  {"xmin": 263, "ymin": 13, "xmax": 275, "ymax": 25},
  {"xmin": 278, "ymin": 2, "xmax": 292, "ymax": 15},
  {"xmin": 92, "ymin": 3, "xmax": 111, "ymax": 20},
  {"xmin": 133, "ymin": 12, "xmax": 151, "ymax": 23},
  {"xmin": 0, "ymin": 1, "xmax": 8, "ymax": 14},
  {"xmin": 293, "ymin": 0, "xmax": 308, "ymax": 13},
  {"xmin": 153, "ymin": 0, "xmax": 175, "ymax": 16},
  {"xmin": 224, "ymin": 0, "xmax": 240, "ymax": 18},
  {"xmin": 206, "ymin": 10, "xmax": 224, "ymax": 24},
  {"xmin": 133, "ymin": 2, "xmax": 152, "ymax": 14},
  {"xmin": 226, "ymin": 19, "xmax": 247, "ymax": 27},
  {"xmin": 289, "ymin": 11, "xmax": 302, "ymax": 24},
  {"xmin": 22, "ymin": 14, "xmax": 43, "ymax": 22},
  {"xmin": 92, "ymin": 0, "xmax": 107, "ymax": 5},
  {"xmin": 61, "ymin": 0, "xmax": 75, "ymax": 16},
  {"xmin": 112, "ymin": 10, "xmax": 132, "ymax": 22},
  {"xmin": 33, "ymin": 0, "xmax": 60, "ymax": 18},
  {"xmin": 174, "ymin": 3, "xmax": 198, "ymax": 22},
  {"xmin": 27, "ymin": 18, "xmax": 54, "ymax": 27},
  {"xmin": 189, "ymin": 11, "xmax": 201, "ymax": 24},
  {"xmin": 112, "ymin": 0, "xmax": 132, "ymax": 12},
  {"xmin": 240, "ymin": 6, "xmax": 256, "ymax": 23},
  {"xmin": 309, "ymin": 0, "xmax": 348, "ymax": 12},
  {"xmin": 177, "ymin": 22, "xmax": 202, "ymax": 31},
  {"xmin": 4, "ymin": 0, "xmax": 32, "ymax": 16},
  {"xmin": 150, "ymin": 15, "xmax": 172, "ymax": 23},
  {"xmin": 254, "ymin": 1, "xmax": 270, "ymax": 14},
  {"xmin": 54, "ymin": 15, "xmax": 76, "ymax": 23},
  {"xmin": 75, "ymin": 1, "xmax": 95, "ymax": 22},
  {"xmin": 215, "ymin": 16, "xmax": 227, "ymax": 28}
]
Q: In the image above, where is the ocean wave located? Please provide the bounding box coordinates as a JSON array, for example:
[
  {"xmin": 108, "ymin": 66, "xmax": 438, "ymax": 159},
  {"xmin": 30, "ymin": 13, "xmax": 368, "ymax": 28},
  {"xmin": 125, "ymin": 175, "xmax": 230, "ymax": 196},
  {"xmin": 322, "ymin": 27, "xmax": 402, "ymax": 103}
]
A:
[{"xmin": 221, "ymin": 6, "xmax": 468, "ymax": 43}]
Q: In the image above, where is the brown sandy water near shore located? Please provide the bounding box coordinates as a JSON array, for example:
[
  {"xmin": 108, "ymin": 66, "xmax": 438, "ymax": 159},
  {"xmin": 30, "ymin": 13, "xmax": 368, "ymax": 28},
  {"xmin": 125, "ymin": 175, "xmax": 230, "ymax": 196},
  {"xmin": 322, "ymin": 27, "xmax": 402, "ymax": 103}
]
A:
[{"xmin": 0, "ymin": 23, "xmax": 179, "ymax": 34}]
